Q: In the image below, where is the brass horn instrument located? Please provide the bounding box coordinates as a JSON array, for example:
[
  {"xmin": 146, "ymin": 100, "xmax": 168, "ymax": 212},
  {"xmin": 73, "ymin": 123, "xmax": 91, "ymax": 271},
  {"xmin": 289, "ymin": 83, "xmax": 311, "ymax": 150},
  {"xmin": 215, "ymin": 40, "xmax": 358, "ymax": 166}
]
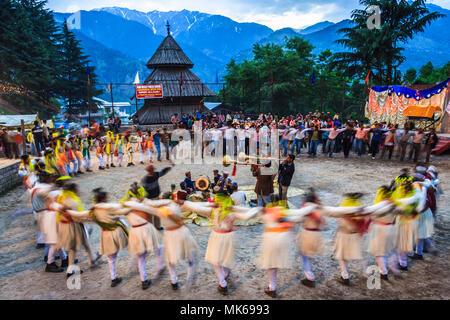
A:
[
  {"xmin": 222, "ymin": 155, "xmax": 257, "ymax": 167},
  {"xmin": 237, "ymin": 152, "xmax": 280, "ymax": 163}
]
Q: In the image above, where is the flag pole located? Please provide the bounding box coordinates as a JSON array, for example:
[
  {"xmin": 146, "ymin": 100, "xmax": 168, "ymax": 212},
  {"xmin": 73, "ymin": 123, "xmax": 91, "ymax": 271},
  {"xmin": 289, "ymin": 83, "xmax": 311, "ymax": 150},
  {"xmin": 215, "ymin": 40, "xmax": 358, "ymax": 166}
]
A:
[
  {"xmin": 88, "ymin": 84, "xmax": 91, "ymax": 126},
  {"xmin": 341, "ymin": 78, "xmax": 346, "ymax": 117},
  {"xmin": 110, "ymin": 83, "xmax": 115, "ymax": 118},
  {"xmin": 258, "ymin": 72, "xmax": 261, "ymax": 114},
  {"xmin": 87, "ymin": 64, "xmax": 91, "ymax": 126},
  {"xmin": 270, "ymin": 68, "xmax": 274, "ymax": 114},
  {"xmin": 88, "ymin": 81, "xmax": 91, "ymax": 127},
  {"xmin": 364, "ymin": 70, "xmax": 371, "ymax": 98},
  {"xmin": 363, "ymin": 70, "xmax": 371, "ymax": 117},
  {"xmin": 135, "ymin": 88, "xmax": 138, "ymax": 114},
  {"xmin": 319, "ymin": 77, "xmax": 323, "ymax": 113},
  {"xmin": 179, "ymin": 72, "xmax": 183, "ymax": 115}
]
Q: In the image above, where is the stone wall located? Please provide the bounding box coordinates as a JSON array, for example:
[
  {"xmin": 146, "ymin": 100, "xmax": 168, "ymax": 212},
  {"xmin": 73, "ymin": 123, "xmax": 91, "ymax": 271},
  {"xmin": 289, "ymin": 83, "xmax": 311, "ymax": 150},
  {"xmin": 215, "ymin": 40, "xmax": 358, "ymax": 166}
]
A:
[{"xmin": 0, "ymin": 161, "xmax": 21, "ymax": 194}]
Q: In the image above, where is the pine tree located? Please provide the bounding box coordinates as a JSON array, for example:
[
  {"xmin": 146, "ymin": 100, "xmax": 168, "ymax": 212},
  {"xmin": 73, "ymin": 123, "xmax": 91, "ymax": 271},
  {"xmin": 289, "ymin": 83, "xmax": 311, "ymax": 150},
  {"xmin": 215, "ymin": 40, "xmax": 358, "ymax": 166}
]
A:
[
  {"xmin": 0, "ymin": 0, "xmax": 102, "ymax": 117},
  {"xmin": 56, "ymin": 21, "xmax": 103, "ymax": 115},
  {"xmin": 335, "ymin": 0, "xmax": 443, "ymax": 85},
  {"xmin": 0, "ymin": 0, "xmax": 62, "ymax": 115}
]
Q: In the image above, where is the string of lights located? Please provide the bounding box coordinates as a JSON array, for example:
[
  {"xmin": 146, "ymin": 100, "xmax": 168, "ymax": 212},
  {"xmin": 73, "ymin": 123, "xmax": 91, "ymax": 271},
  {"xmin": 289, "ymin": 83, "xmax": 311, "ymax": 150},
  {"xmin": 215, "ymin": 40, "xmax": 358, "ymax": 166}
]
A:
[{"xmin": 0, "ymin": 80, "xmax": 83, "ymax": 123}]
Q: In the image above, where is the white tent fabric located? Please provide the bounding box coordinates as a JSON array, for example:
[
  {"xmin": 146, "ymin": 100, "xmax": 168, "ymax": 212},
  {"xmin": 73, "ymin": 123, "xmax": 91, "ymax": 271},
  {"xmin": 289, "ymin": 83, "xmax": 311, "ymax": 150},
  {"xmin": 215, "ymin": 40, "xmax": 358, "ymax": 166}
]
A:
[
  {"xmin": 204, "ymin": 102, "xmax": 222, "ymax": 110},
  {"xmin": 0, "ymin": 114, "xmax": 38, "ymax": 128}
]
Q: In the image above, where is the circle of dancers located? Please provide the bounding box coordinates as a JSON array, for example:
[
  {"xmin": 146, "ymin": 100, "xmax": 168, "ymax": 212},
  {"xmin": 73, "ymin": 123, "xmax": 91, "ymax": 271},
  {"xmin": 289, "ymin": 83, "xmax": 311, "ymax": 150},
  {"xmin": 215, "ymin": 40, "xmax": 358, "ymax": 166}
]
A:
[{"xmin": 16, "ymin": 157, "xmax": 441, "ymax": 298}]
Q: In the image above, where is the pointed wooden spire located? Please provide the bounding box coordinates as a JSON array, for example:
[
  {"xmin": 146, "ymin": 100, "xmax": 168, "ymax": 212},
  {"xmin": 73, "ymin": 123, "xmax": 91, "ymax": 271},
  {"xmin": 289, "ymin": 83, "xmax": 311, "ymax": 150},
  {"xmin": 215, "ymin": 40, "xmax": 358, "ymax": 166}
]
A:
[{"xmin": 166, "ymin": 20, "xmax": 170, "ymax": 36}]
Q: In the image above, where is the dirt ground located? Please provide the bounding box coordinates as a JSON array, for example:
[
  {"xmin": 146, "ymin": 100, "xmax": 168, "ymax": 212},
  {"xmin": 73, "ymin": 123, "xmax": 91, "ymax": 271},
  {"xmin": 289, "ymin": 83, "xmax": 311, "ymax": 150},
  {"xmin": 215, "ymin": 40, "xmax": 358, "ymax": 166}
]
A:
[{"xmin": 0, "ymin": 150, "xmax": 449, "ymax": 300}]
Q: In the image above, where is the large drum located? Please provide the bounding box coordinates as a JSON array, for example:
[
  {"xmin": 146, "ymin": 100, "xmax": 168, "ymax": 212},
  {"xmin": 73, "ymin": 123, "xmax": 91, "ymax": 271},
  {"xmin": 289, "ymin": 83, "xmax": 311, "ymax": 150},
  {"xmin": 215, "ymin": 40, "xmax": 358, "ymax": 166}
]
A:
[{"xmin": 195, "ymin": 176, "xmax": 211, "ymax": 191}]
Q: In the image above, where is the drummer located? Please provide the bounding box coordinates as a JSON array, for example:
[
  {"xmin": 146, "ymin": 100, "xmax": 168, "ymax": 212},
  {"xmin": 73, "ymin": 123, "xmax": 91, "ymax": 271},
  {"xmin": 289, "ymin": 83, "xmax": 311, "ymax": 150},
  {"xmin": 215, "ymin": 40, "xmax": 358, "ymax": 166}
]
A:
[
  {"xmin": 194, "ymin": 176, "xmax": 210, "ymax": 192},
  {"xmin": 182, "ymin": 171, "xmax": 195, "ymax": 193},
  {"xmin": 192, "ymin": 176, "xmax": 214, "ymax": 202}
]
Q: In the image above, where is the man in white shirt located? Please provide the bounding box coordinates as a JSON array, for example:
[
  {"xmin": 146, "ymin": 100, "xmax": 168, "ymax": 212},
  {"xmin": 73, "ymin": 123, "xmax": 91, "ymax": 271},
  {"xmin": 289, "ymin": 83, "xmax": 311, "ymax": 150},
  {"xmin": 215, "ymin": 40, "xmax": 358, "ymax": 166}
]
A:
[
  {"xmin": 235, "ymin": 125, "xmax": 246, "ymax": 154},
  {"xmin": 284, "ymin": 127, "xmax": 297, "ymax": 156},
  {"xmin": 291, "ymin": 126, "xmax": 308, "ymax": 155},
  {"xmin": 221, "ymin": 124, "xmax": 236, "ymax": 156},
  {"xmin": 210, "ymin": 125, "xmax": 222, "ymax": 156},
  {"xmin": 259, "ymin": 124, "xmax": 270, "ymax": 156},
  {"xmin": 230, "ymin": 183, "xmax": 247, "ymax": 207},
  {"xmin": 203, "ymin": 126, "xmax": 211, "ymax": 157},
  {"xmin": 247, "ymin": 127, "xmax": 257, "ymax": 156}
]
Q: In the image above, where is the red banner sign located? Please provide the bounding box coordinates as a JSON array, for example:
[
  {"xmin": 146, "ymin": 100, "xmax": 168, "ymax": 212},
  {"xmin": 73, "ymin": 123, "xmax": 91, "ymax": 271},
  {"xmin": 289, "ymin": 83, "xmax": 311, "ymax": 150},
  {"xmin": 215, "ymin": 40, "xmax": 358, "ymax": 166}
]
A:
[{"xmin": 136, "ymin": 84, "xmax": 163, "ymax": 99}]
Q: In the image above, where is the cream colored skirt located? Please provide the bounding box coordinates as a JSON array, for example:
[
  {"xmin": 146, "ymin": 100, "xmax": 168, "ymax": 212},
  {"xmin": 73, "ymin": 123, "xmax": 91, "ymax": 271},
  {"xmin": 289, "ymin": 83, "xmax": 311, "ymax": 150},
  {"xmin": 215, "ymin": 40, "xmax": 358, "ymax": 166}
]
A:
[
  {"xmin": 58, "ymin": 222, "xmax": 89, "ymax": 251},
  {"xmin": 164, "ymin": 225, "xmax": 198, "ymax": 265},
  {"xmin": 395, "ymin": 219, "xmax": 417, "ymax": 253},
  {"xmin": 39, "ymin": 210, "xmax": 58, "ymax": 244},
  {"xmin": 259, "ymin": 231, "xmax": 293, "ymax": 269},
  {"xmin": 128, "ymin": 223, "xmax": 162, "ymax": 256},
  {"xmin": 334, "ymin": 232, "xmax": 362, "ymax": 261},
  {"xmin": 296, "ymin": 229, "xmax": 323, "ymax": 257},
  {"xmin": 100, "ymin": 227, "xmax": 128, "ymax": 256},
  {"xmin": 205, "ymin": 230, "xmax": 235, "ymax": 268},
  {"xmin": 367, "ymin": 223, "xmax": 395, "ymax": 257},
  {"xmin": 416, "ymin": 209, "xmax": 434, "ymax": 239}
]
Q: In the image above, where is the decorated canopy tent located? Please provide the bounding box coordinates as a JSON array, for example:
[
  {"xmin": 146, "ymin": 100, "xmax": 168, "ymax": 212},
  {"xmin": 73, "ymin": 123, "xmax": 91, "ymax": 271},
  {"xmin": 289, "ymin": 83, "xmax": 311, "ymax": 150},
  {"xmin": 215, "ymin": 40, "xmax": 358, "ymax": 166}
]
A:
[
  {"xmin": 136, "ymin": 22, "xmax": 216, "ymax": 124},
  {"xmin": 365, "ymin": 79, "xmax": 450, "ymax": 132}
]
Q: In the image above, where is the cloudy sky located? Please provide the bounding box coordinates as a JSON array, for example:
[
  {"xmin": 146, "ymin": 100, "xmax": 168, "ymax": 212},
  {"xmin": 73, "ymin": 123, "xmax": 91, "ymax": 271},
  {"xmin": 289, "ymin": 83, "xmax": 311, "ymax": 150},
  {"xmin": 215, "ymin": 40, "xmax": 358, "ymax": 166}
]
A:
[{"xmin": 46, "ymin": 0, "xmax": 450, "ymax": 30}]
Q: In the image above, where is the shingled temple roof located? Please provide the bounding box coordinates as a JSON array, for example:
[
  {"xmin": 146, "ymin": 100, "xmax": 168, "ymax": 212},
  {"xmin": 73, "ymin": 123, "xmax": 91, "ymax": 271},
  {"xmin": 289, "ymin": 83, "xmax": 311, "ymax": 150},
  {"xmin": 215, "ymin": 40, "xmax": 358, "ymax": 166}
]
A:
[
  {"xmin": 144, "ymin": 68, "xmax": 215, "ymax": 97},
  {"xmin": 138, "ymin": 22, "xmax": 217, "ymax": 123},
  {"xmin": 143, "ymin": 21, "xmax": 215, "ymax": 98},
  {"xmin": 146, "ymin": 35, "xmax": 194, "ymax": 68}
]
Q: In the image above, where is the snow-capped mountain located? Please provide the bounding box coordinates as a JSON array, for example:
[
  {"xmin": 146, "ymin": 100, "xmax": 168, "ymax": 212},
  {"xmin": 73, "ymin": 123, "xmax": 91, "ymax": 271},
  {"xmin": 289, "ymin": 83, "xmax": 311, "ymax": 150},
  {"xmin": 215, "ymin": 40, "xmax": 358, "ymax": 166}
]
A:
[{"xmin": 51, "ymin": 4, "xmax": 449, "ymax": 101}]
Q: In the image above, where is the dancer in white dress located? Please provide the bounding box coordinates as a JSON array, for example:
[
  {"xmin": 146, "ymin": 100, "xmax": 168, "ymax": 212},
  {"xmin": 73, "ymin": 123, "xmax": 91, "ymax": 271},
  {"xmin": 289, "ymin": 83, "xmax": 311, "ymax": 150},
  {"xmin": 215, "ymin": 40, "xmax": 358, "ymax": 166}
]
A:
[
  {"xmin": 32, "ymin": 171, "xmax": 69, "ymax": 272},
  {"xmin": 232, "ymin": 202, "xmax": 319, "ymax": 298},
  {"xmin": 123, "ymin": 191, "xmax": 210, "ymax": 290},
  {"xmin": 66, "ymin": 188, "xmax": 131, "ymax": 287},
  {"xmin": 409, "ymin": 174, "xmax": 437, "ymax": 260},
  {"xmin": 292, "ymin": 189, "xmax": 326, "ymax": 288},
  {"xmin": 119, "ymin": 182, "xmax": 165, "ymax": 290},
  {"xmin": 364, "ymin": 186, "xmax": 398, "ymax": 280},
  {"xmin": 391, "ymin": 180, "xmax": 421, "ymax": 271},
  {"xmin": 319, "ymin": 193, "xmax": 365, "ymax": 286},
  {"xmin": 55, "ymin": 183, "xmax": 100, "ymax": 278},
  {"xmin": 193, "ymin": 192, "xmax": 262, "ymax": 295}
]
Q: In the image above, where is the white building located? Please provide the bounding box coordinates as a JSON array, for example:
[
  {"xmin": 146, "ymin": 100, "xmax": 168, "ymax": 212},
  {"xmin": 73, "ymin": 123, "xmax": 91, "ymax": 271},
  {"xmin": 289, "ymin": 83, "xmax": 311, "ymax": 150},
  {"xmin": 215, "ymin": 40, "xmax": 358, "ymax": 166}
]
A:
[{"xmin": 77, "ymin": 97, "xmax": 133, "ymax": 124}]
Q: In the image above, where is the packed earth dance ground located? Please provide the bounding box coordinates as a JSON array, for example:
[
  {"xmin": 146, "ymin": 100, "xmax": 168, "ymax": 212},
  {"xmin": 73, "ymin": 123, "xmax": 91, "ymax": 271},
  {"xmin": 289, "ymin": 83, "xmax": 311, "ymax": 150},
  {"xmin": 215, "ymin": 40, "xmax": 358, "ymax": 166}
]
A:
[{"xmin": 0, "ymin": 111, "xmax": 449, "ymax": 300}]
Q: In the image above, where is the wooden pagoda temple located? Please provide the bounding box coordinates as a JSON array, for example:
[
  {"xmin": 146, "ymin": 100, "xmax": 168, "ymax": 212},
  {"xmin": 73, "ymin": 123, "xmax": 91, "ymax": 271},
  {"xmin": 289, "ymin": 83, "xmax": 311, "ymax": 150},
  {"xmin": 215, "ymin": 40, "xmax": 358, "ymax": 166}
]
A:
[{"xmin": 137, "ymin": 22, "xmax": 216, "ymax": 124}]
